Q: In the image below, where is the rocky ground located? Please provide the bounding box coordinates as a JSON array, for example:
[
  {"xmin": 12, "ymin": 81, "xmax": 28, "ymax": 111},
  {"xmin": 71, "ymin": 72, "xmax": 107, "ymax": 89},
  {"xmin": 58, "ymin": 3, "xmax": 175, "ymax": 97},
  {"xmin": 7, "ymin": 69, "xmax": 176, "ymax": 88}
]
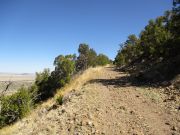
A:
[{"xmin": 0, "ymin": 66, "xmax": 179, "ymax": 135}]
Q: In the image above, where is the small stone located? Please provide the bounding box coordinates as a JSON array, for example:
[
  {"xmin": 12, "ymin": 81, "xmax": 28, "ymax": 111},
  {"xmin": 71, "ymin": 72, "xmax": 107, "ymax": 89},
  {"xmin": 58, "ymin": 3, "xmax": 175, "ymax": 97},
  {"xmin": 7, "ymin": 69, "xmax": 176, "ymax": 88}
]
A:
[
  {"xmin": 96, "ymin": 108, "xmax": 99, "ymax": 111},
  {"xmin": 130, "ymin": 110, "xmax": 135, "ymax": 114},
  {"xmin": 165, "ymin": 122, "xmax": 170, "ymax": 125},
  {"xmin": 176, "ymin": 106, "xmax": 180, "ymax": 110},
  {"xmin": 77, "ymin": 121, "xmax": 82, "ymax": 126},
  {"xmin": 62, "ymin": 109, "xmax": 66, "ymax": 113},
  {"xmin": 91, "ymin": 128, "xmax": 96, "ymax": 134},
  {"xmin": 169, "ymin": 85, "xmax": 174, "ymax": 89},
  {"xmin": 171, "ymin": 126, "xmax": 177, "ymax": 131},
  {"xmin": 88, "ymin": 113, "xmax": 93, "ymax": 119},
  {"xmin": 86, "ymin": 121, "xmax": 93, "ymax": 127},
  {"xmin": 42, "ymin": 108, "xmax": 47, "ymax": 113},
  {"xmin": 70, "ymin": 120, "xmax": 74, "ymax": 124},
  {"xmin": 119, "ymin": 106, "xmax": 126, "ymax": 110},
  {"xmin": 163, "ymin": 99, "xmax": 167, "ymax": 102},
  {"xmin": 74, "ymin": 132, "xmax": 79, "ymax": 135},
  {"xmin": 101, "ymin": 131, "xmax": 105, "ymax": 135},
  {"xmin": 165, "ymin": 87, "xmax": 171, "ymax": 91}
]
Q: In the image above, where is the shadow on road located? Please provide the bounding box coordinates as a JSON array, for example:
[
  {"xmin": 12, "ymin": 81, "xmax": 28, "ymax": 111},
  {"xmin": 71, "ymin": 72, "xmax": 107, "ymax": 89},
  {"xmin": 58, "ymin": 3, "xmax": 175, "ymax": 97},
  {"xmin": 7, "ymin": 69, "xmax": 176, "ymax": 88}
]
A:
[
  {"xmin": 87, "ymin": 67, "xmax": 164, "ymax": 88},
  {"xmin": 88, "ymin": 76, "xmax": 144, "ymax": 88}
]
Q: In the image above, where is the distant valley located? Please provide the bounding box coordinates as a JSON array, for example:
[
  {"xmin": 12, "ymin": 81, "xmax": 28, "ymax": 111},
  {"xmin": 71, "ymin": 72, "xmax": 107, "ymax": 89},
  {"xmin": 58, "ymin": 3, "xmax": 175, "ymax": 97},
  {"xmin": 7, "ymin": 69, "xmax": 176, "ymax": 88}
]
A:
[{"xmin": 0, "ymin": 73, "xmax": 35, "ymax": 95}]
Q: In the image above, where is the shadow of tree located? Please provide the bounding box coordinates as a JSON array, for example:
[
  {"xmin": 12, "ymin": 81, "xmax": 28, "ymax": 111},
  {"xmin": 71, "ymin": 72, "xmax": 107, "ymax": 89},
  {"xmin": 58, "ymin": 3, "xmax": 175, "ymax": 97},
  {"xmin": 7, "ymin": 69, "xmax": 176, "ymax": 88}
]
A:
[
  {"xmin": 87, "ymin": 67, "xmax": 167, "ymax": 88},
  {"xmin": 88, "ymin": 76, "xmax": 147, "ymax": 88}
]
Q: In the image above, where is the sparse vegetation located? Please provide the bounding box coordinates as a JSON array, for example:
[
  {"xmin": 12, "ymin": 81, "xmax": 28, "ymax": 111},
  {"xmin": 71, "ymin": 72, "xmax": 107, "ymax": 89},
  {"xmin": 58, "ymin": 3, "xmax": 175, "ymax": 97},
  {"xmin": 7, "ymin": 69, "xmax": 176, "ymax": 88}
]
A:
[
  {"xmin": 0, "ymin": 44, "xmax": 110, "ymax": 128},
  {"xmin": 56, "ymin": 94, "xmax": 63, "ymax": 105},
  {"xmin": 0, "ymin": 87, "xmax": 33, "ymax": 128},
  {"xmin": 32, "ymin": 44, "xmax": 110, "ymax": 102}
]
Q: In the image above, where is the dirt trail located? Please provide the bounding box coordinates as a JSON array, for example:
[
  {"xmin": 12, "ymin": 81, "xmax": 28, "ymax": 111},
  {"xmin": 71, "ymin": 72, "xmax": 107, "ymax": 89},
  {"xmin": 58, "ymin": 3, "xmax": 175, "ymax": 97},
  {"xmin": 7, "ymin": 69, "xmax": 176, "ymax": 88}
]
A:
[{"xmin": 1, "ymin": 66, "xmax": 180, "ymax": 135}]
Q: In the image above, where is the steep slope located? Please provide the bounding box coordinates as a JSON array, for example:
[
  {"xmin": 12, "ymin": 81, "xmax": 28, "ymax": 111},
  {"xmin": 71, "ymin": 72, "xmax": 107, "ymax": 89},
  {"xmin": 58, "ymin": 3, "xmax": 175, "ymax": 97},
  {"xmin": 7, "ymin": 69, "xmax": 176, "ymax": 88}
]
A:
[{"xmin": 0, "ymin": 66, "xmax": 179, "ymax": 135}]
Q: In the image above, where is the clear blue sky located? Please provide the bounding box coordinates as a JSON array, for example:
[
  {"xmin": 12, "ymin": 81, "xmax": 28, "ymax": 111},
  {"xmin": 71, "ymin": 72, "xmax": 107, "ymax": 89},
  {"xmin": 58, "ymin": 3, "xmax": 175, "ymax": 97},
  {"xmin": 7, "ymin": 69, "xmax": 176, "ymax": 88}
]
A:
[{"xmin": 0, "ymin": 0, "xmax": 172, "ymax": 73}]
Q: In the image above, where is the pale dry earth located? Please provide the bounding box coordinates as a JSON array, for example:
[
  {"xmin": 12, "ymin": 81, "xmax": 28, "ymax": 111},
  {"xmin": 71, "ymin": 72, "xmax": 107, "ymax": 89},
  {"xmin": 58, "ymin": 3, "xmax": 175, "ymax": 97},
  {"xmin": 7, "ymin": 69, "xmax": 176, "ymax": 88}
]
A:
[
  {"xmin": 0, "ymin": 73, "xmax": 35, "ymax": 94},
  {"xmin": 0, "ymin": 73, "xmax": 35, "ymax": 82},
  {"xmin": 0, "ymin": 66, "xmax": 179, "ymax": 135}
]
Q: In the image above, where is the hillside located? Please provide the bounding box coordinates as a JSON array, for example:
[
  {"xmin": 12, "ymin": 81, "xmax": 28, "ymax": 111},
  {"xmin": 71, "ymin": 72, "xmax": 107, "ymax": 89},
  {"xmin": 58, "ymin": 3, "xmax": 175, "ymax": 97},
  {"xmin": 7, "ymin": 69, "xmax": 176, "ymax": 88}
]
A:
[{"xmin": 0, "ymin": 66, "xmax": 179, "ymax": 135}]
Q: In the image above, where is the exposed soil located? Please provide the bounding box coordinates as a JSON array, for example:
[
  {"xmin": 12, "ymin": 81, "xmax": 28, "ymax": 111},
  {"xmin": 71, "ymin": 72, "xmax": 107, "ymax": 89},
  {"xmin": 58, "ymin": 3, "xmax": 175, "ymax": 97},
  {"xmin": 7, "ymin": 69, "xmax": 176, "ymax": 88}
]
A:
[{"xmin": 1, "ymin": 66, "xmax": 179, "ymax": 135}]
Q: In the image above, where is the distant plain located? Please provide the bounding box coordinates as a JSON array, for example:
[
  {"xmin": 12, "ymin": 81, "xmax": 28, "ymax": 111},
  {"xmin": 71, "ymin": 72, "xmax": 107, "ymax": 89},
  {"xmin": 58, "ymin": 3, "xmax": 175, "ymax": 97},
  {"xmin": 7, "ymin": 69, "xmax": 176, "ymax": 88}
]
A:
[{"xmin": 0, "ymin": 73, "xmax": 35, "ymax": 95}]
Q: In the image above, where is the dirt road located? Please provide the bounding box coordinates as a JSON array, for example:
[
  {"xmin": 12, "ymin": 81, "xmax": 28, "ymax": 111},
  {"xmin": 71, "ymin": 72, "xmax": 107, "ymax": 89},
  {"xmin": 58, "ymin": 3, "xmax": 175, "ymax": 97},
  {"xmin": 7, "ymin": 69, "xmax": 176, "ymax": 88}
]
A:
[{"xmin": 1, "ymin": 66, "xmax": 179, "ymax": 135}]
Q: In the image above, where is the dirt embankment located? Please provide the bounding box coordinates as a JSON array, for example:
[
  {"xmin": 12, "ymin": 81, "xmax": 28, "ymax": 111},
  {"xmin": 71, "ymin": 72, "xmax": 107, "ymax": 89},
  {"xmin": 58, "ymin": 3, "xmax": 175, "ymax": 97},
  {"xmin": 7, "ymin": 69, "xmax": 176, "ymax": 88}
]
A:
[{"xmin": 0, "ymin": 66, "xmax": 179, "ymax": 135}]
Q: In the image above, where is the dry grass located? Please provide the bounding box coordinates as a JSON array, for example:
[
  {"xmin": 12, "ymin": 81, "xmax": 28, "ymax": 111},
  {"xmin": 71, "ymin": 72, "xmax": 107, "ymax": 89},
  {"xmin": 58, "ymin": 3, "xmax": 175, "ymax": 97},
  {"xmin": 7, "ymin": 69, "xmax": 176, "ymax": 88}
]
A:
[{"xmin": 55, "ymin": 66, "xmax": 103, "ymax": 98}]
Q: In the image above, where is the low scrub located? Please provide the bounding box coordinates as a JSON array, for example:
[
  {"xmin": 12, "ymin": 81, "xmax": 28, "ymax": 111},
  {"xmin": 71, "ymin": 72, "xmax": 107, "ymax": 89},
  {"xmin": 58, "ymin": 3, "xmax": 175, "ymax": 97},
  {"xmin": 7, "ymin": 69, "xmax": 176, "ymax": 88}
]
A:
[
  {"xmin": 56, "ymin": 94, "xmax": 63, "ymax": 105},
  {"xmin": 0, "ymin": 44, "xmax": 110, "ymax": 129},
  {"xmin": 0, "ymin": 87, "xmax": 33, "ymax": 128}
]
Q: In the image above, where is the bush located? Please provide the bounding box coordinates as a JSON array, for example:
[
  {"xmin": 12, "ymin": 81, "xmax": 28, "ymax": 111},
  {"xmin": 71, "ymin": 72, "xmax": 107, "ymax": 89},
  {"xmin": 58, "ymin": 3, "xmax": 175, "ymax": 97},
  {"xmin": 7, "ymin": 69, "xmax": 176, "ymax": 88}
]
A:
[
  {"xmin": 76, "ymin": 44, "xmax": 110, "ymax": 71},
  {"xmin": 96, "ymin": 54, "xmax": 110, "ymax": 66},
  {"xmin": 35, "ymin": 68, "xmax": 52, "ymax": 101},
  {"xmin": 56, "ymin": 94, "xmax": 63, "ymax": 105},
  {"xmin": 0, "ymin": 87, "xmax": 33, "ymax": 128},
  {"xmin": 52, "ymin": 54, "xmax": 76, "ymax": 87},
  {"xmin": 28, "ymin": 84, "xmax": 39, "ymax": 104},
  {"xmin": 33, "ymin": 55, "xmax": 76, "ymax": 102}
]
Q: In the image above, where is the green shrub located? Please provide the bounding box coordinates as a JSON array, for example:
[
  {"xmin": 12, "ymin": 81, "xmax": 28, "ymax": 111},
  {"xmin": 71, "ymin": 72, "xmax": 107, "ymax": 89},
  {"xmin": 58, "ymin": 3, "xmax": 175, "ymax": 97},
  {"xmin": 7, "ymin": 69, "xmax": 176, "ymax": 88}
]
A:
[
  {"xmin": 0, "ymin": 87, "xmax": 33, "ymax": 128},
  {"xmin": 56, "ymin": 94, "xmax": 63, "ymax": 105},
  {"xmin": 96, "ymin": 54, "xmax": 110, "ymax": 66},
  {"xmin": 35, "ymin": 68, "xmax": 52, "ymax": 101},
  {"xmin": 52, "ymin": 54, "xmax": 76, "ymax": 88}
]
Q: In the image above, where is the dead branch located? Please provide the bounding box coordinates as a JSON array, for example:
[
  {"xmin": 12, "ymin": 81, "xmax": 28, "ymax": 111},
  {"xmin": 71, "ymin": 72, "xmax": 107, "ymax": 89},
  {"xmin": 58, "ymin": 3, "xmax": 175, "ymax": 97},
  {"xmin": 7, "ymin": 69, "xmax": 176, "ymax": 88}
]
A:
[{"xmin": 0, "ymin": 80, "xmax": 13, "ymax": 97}]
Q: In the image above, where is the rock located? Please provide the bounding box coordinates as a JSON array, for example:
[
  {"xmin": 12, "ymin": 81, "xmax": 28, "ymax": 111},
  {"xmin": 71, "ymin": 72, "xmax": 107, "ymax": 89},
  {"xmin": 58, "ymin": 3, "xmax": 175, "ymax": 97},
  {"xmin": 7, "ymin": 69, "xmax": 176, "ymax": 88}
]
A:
[
  {"xmin": 42, "ymin": 108, "xmax": 47, "ymax": 113},
  {"xmin": 165, "ymin": 86, "xmax": 173, "ymax": 91},
  {"xmin": 96, "ymin": 108, "xmax": 100, "ymax": 111},
  {"xmin": 69, "ymin": 120, "xmax": 74, "ymax": 124},
  {"xmin": 169, "ymin": 85, "xmax": 174, "ymax": 90},
  {"xmin": 88, "ymin": 113, "xmax": 93, "ymax": 119},
  {"xmin": 62, "ymin": 108, "xmax": 66, "ymax": 113},
  {"xmin": 165, "ymin": 122, "xmax": 170, "ymax": 125},
  {"xmin": 130, "ymin": 110, "xmax": 135, "ymax": 114},
  {"xmin": 170, "ymin": 95, "xmax": 176, "ymax": 101},
  {"xmin": 101, "ymin": 131, "xmax": 105, "ymax": 134},
  {"xmin": 176, "ymin": 106, "xmax": 180, "ymax": 110},
  {"xmin": 171, "ymin": 126, "xmax": 177, "ymax": 131},
  {"xmin": 163, "ymin": 99, "xmax": 167, "ymax": 102},
  {"xmin": 77, "ymin": 121, "xmax": 82, "ymax": 126},
  {"xmin": 74, "ymin": 132, "xmax": 80, "ymax": 135},
  {"xmin": 86, "ymin": 121, "xmax": 94, "ymax": 127},
  {"xmin": 119, "ymin": 106, "xmax": 126, "ymax": 110},
  {"xmin": 47, "ymin": 104, "xmax": 58, "ymax": 111},
  {"xmin": 91, "ymin": 128, "xmax": 96, "ymax": 134}
]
